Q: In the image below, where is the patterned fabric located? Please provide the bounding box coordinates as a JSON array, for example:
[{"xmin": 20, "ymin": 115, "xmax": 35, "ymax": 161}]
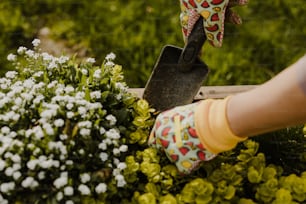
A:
[
  {"xmin": 148, "ymin": 102, "xmax": 216, "ymax": 174},
  {"xmin": 180, "ymin": 0, "xmax": 248, "ymax": 47}
]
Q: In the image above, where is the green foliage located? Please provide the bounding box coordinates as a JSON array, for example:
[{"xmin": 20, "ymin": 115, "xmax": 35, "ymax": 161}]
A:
[
  {"xmin": 0, "ymin": 43, "xmax": 306, "ymax": 203},
  {"xmin": 0, "ymin": 1, "xmax": 305, "ymax": 87}
]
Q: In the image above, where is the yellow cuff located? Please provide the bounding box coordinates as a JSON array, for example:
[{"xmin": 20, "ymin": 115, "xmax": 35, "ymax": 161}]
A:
[{"xmin": 195, "ymin": 97, "xmax": 247, "ymax": 154}]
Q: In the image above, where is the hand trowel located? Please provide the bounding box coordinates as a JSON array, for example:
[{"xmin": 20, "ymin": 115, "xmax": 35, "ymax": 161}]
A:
[{"xmin": 143, "ymin": 17, "xmax": 209, "ymax": 112}]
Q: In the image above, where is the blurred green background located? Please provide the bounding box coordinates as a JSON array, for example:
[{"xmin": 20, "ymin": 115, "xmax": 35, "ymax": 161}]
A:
[{"xmin": 0, "ymin": 0, "xmax": 305, "ymax": 87}]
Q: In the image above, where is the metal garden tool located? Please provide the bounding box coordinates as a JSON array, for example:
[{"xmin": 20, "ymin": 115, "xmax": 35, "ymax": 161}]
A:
[{"xmin": 143, "ymin": 17, "xmax": 209, "ymax": 111}]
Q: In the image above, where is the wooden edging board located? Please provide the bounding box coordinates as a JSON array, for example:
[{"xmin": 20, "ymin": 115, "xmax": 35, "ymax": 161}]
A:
[{"xmin": 128, "ymin": 85, "xmax": 258, "ymax": 100}]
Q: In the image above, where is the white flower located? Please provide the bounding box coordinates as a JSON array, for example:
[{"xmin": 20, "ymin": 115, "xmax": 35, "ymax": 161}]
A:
[
  {"xmin": 66, "ymin": 103, "xmax": 74, "ymax": 110},
  {"xmin": 13, "ymin": 171, "xmax": 21, "ymax": 180},
  {"xmin": 0, "ymin": 182, "xmax": 15, "ymax": 193},
  {"xmin": 7, "ymin": 53, "xmax": 17, "ymax": 62},
  {"xmin": 17, "ymin": 46, "xmax": 27, "ymax": 54},
  {"xmin": 99, "ymin": 152, "xmax": 108, "ymax": 162},
  {"xmin": 80, "ymin": 128, "xmax": 91, "ymax": 136},
  {"xmin": 53, "ymin": 176, "xmax": 68, "ymax": 189},
  {"xmin": 117, "ymin": 162, "xmax": 127, "ymax": 170},
  {"xmin": 1, "ymin": 126, "xmax": 10, "ymax": 135},
  {"xmin": 54, "ymin": 119, "xmax": 65, "ymax": 127},
  {"xmin": 58, "ymin": 56, "xmax": 69, "ymax": 64},
  {"xmin": 32, "ymin": 39, "xmax": 41, "ymax": 47},
  {"xmin": 90, "ymin": 91, "xmax": 101, "ymax": 99},
  {"xmin": 38, "ymin": 171, "xmax": 46, "ymax": 180},
  {"xmin": 113, "ymin": 148, "xmax": 120, "ymax": 155},
  {"xmin": 99, "ymin": 127, "xmax": 106, "ymax": 134},
  {"xmin": 115, "ymin": 174, "xmax": 126, "ymax": 187},
  {"xmin": 66, "ymin": 200, "xmax": 74, "ymax": 204},
  {"xmin": 105, "ymin": 61, "xmax": 115, "ymax": 67},
  {"xmin": 27, "ymin": 159, "xmax": 39, "ymax": 170},
  {"xmin": 86, "ymin": 57, "xmax": 96, "ymax": 63},
  {"xmin": 106, "ymin": 114, "xmax": 117, "ymax": 126},
  {"xmin": 67, "ymin": 111, "xmax": 74, "ymax": 118},
  {"xmin": 95, "ymin": 183, "xmax": 107, "ymax": 194},
  {"xmin": 5, "ymin": 167, "xmax": 14, "ymax": 177},
  {"xmin": 21, "ymin": 177, "xmax": 39, "ymax": 188},
  {"xmin": 105, "ymin": 52, "xmax": 116, "ymax": 61},
  {"xmin": 119, "ymin": 145, "xmax": 128, "ymax": 152},
  {"xmin": 48, "ymin": 60, "xmax": 58, "ymax": 69},
  {"xmin": 78, "ymin": 106, "xmax": 87, "ymax": 115},
  {"xmin": 81, "ymin": 68, "xmax": 88, "ymax": 75},
  {"xmin": 25, "ymin": 50, "xmax": 35, "ymax": 58},
  {"xmin": 106, "ymin": 129, "xmax": 120, "ymax": 139},
  {"xmin": 56, "ymin": 191, "xmax": 64, "ymax": 201},
  {"xmin": 78, "ymin": 184, "xmax": 91, "ymax": 195},
  {"xmin": 80, "ymin": 173, "xmax": 91, "ymax": 183},
  {"xmin": 93, "ymin": 69, "xmax": 101, "ymax": 79},
  {"xmin": 5, "ymin": 71, "xmax": 18, "ymax": 79},
  {"xmin": 64, "ymin": 186, "xmax": 74, "ymax": 196},
  {"xmin": 98, "ymin": 142, "xmax": 107, "ymax": 150},
  {"xmin": 0, "ymin": 160, "xmax": 6, "ymax": 171}
]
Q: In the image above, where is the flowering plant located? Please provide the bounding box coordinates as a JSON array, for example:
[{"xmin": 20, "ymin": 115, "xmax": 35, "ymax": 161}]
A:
[
  {"xmin": 1, "ymin": 40, "xmax": 306, "ymax": 204},
  {"xmin": 0, "ymin": 39, "xmax": 154, "ymax": 203}
]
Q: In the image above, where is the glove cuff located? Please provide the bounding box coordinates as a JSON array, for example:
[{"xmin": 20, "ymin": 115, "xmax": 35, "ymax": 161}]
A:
[{"xmin": 195, "ymin": 97, "xmax": 247, "ymax": 154}]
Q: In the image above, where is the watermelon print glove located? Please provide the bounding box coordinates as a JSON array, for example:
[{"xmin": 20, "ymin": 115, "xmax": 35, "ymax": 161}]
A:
[
  {"xmin": 148, "ymin": 102, "xmax": 216, "ymax": 175},
  {"xmin": 148, "ymin": 98, "xmax": 247, "ymax": 175},
  {"xmin": 180, "ymin": 0, "xmax": 248, "ymax": 47}
]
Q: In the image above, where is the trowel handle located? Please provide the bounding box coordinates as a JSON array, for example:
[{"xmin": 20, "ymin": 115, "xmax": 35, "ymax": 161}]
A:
[{"xmin": 178, "ymin": 17, "xmax": 206, "ymax": 72}]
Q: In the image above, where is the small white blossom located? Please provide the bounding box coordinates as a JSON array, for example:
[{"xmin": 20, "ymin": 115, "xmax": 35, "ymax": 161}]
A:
[
  {"xmin": 86, "ymin": 57, "xmax": 96, "ymax": 63},
  {"xmin": 99, "ymin": 127, "xmax": 106, "ymax": 135},
  {"xmin": 117, "ymin": 162, "xmax": 127, "ymax": 170},
  {"xmin": 105, "ymin": 52, "xmax": 116, "ymax": 61},
  {"xmin": 66, "ymin": 201, "xmax": 74, "ymax": 204},
  {"xmin": 21, "ymin": 177, "xmax": 39, "ymax": 188},
  {"xmin": 81, "ymin": 68, "xmax": 88, "ymax": 75},
  {"xmin": 53, "ymin": 176, "xmax": 68, "ymax": 189},
  {"xmin": 80, "ymin": 173, "xmax": 91, "ymax": 183},
  {"xmin": 0, "ymin": 160, "xmax": 6, "ymax": 171},
  {"xmin": 58, "ymin": 56, "xmax": 69, "ymax": 64},
  {"xmin": 54, "ymin": 119, "xmax": 65, "ymax": 127},
  {"xmin": 66, "ymin": 111, "xmax": 74, "ymax": 118},
  {"xmin": 32, "ymin": 39, "xmax": 41, "ymax": 47},
  {"xmin": 113, "ymin": 148, "xmax": 120, "ymax": 155},
  {"xmin": 106, "ymin": 114, "xmax": 117, "ymax": 126},
  {"xmin": 80, "ymin": 128, "xmax": 91, "ymax": 136},
  {"xmin": 5, "ymin": 167, "xmax": 14, "ymax": 177},
  {"xmin": 13, "ymin": 171, "xmax": 21, "ymax": 180},
  {"xmin": 106, "ymin": 129, "xmax": 120, "ymax": 139},
  {"xmin": 7, "ymin": 53, "xmax": 17, "ymax": 62},
  {"xmin": 78, "ymin": 106, "xmax": 87, "ymax": 115},
  {"xmin": 56, "ymin": 191, "xmax": 64, "ymax": 201},
  {"xmin": 95, "ymin": 183, "xmax": 107, "ymax": 194},
  {"xmin": 0, "ymin": 182, "xmax": 15, "ymax": 193},
  {"xmin": 64, "ymin": 186, "xmax": 74, "ymax": 196},
  {"xmin": 93, "ymin": 69, "xmax": 101, "ymax": 79},
  {"xmin": 25, "ymin": 50, "xmax": 35, "ymax": 58},
  {"xmin": 105, "ymin": 61, "xmax": 115, "ymax": 67},
  {"xmin": 98, "ymin": 142, "xmax": 107, "ymax": 150},
  {"xmin": 5, "ymin": 71, "xmax": 18, "ymax": 79},
  {"xmin": 90, "ymin": 91, "xmax": 101, "ymax": 99},
  {"xmin": 115, "ymin": 174, "xmax": 126, "ymax": 187},
  {"xmin": 78, "ymin": 184, "xmax": 91, "ymax": 195},
  {"xmin": 99, "ymin": 152, "xmax": 108, "ymax": 162},
  {"xmin": 17, "ymin": 46, "xmax": 27, "ymax": 54},
  {"xmin": 119, "ymin": 145, "xmax": 128, "ymax": 152},
  {"xmin": 38, "ymin": 171, "xmax": 46, "ymax": 180}
]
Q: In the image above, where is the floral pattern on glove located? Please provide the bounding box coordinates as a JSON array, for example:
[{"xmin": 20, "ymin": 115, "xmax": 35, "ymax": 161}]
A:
[
  {"xmin": 148, "ymin": 102, "xmax": 216, "ymax": 174},
  {"xmin": 180, "ymin": 0, "xmax": 248, "ymax": 47}
]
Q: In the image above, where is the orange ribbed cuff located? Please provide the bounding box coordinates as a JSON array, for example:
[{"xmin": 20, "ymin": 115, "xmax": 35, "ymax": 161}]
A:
[{"xmin": 195, "ymin": 97, "xmax": 247, "ymax": 154}]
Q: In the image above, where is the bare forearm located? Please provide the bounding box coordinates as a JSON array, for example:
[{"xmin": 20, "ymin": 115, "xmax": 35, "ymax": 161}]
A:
[{"xmin": 227, "ymin": 55, "xmax": 306, "ymax": 137}]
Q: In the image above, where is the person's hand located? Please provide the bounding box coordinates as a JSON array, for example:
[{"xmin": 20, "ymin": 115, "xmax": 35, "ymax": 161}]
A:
[
  {"xmin": 180, "ymin": 0, "xmax": 248, "ymax": 47},
  {"xmin": 148, "ymin": 98, "xmax": 247, "ymax": 175}
]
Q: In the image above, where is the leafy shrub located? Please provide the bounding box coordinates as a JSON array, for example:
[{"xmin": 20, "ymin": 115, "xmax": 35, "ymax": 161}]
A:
[
  {"xmin": 0, "ymin": 1, "xmax": 305, "ymax": 87},
  {"xmin": 0, "ymin": 41, "xmax": 305, "ymax": 203}
]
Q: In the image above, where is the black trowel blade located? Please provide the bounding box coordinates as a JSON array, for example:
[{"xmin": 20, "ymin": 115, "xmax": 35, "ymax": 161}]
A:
[{"xmin": 143, "ymin": 45, "xmax": 209, "ymax": 112}]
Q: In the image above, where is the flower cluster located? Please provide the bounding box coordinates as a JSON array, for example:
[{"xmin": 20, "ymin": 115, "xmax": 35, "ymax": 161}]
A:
[{"xmin": 0, "ymin": 39, "xmax": 154, "ymax": 203}]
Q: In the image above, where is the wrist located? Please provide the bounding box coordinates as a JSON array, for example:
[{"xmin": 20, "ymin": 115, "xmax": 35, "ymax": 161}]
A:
[{"xmin": 195, "ymin": 97, "xmax": 247, "ymax": 154}]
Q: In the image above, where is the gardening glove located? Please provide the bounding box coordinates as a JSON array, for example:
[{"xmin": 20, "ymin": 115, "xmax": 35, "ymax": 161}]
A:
[
  {"xmin": 180, "ymin": 0, "xmax": 248, "ymax": 47},
  {"xmin": 148, "ymin": 97, "xmax": 247, "ymax": 174}
]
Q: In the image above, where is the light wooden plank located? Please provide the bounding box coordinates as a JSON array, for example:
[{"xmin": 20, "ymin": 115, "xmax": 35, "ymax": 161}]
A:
[{"xmin": 128, "ymin": 85, "xmax": 258, "ymax": 99}]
